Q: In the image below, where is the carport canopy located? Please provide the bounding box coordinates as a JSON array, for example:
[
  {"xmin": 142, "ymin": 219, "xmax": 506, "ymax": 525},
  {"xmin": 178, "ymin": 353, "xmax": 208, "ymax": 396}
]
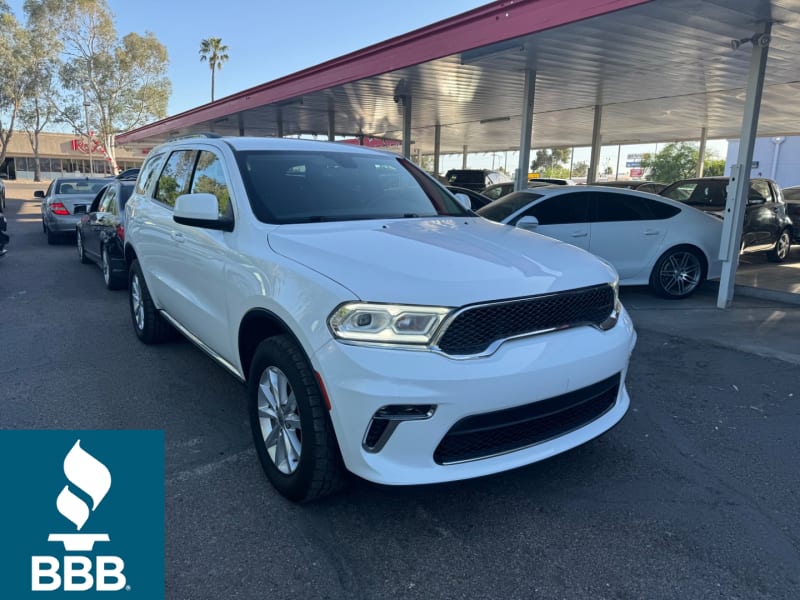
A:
[{"xmin": 116, "ymin": 0, "xmax": 800, "ymax": 308}]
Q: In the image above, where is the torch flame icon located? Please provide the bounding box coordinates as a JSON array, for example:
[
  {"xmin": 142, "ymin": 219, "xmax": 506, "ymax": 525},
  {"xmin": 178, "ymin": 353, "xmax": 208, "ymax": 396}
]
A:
[{"xmin": 48, "ymin": 440, "xmax": 112, "ymax": 551}]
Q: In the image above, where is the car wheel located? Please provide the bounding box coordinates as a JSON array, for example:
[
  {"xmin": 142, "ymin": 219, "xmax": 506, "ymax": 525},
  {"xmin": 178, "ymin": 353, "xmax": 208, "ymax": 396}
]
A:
[
  {"xmin": 103, "ymin": 246, "xmax": 126, "ymax": 290},
  {"xmin": 649, "ymin": 246, "xmax": 705, "ymax": 299},
  {"xmin": 46, "ymin": 226, "xmax": 59, "ymax": 245},
  {"xmin": 767, "ymin": 229, "xmax": 791, "ymax": 263},
  {"xmin": 77, "ymin": 231, "xmax": 91, "ymax": 264},
  {"xmin": 248, "ymin": 335, "xmax": 345, "ymax": 502},
  {"xmin": 128, "ymin": 259, "xmax": 173, "ymax": 343}
]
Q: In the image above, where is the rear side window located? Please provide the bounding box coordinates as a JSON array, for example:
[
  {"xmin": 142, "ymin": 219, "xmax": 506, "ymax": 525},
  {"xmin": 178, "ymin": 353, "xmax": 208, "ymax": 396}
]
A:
[
  {"xmin": 594, "ymin": 193, "xmax": 652, "ymax": 221},
  {"xmin": 750, "ymin": 180, "xmax": 773, "ymax": 203},
  {"xmin": 135, "ymin": 152, "xmax": 166, "ymax": 197},
  {"xmin": 154, "ymin": 150, "xmax": 198, "ymax": 208}
]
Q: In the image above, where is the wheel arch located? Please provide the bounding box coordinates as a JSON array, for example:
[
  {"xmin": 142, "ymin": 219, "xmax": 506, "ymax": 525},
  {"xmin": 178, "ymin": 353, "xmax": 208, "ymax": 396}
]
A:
[
  {"xmin": 655, "ymin": 243, "xmax": 709, "ymax": 280},
  {"xmin": 239, "ymin": 308, "xmax": 308, "ymax": 382}
]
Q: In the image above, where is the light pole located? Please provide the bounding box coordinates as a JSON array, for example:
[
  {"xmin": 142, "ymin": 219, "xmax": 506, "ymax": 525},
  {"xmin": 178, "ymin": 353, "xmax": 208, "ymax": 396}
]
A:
[{"xmin": 82, "ymin": 85, "xmax": 93, "ymax": 175}]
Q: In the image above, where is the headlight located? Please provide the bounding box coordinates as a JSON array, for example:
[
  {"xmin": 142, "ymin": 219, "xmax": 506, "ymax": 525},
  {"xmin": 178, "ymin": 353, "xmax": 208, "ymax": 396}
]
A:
[
  {"xmin": 597, "ymin": 279, "xmax": 621, "ymax": 331},
  {"xmin": 328, "ymin": 303, "xmax": 452, "ymax": 345}
]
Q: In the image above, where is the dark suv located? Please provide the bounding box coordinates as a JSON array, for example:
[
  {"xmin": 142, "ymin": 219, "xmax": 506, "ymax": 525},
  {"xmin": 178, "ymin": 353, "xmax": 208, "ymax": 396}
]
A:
[
  {"xmin": 660, "ymin": 177, "xmax": 793, "ymax": 262},
  {"xmin": 444, "ymin": 169, "xmax": 509, "ymax": 192}
]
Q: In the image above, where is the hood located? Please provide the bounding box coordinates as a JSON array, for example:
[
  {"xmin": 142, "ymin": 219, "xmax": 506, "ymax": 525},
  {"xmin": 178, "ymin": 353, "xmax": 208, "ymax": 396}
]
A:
[{"xmin": 267, "ymin": 217, "xmax": 617, "ymax": 306}]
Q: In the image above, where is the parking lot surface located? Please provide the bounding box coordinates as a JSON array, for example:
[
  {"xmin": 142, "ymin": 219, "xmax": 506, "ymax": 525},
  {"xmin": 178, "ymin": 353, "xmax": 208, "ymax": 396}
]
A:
[{"xmin": 2, "ymin": 190, "xmax": 799, "ymax": 599}]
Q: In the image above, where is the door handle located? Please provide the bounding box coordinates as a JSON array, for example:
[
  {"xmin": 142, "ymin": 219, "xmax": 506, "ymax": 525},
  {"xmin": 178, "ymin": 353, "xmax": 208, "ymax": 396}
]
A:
[
  {"xmin": 643, "ymin": 229, "xmax": 660, "ymax": 236},
  {"xmin": 570, "ymin": 231, "xmax": 588, "ymax": 238},
  {"xmin": 170, "ymin": 231, "xmax": 185, "ymax": 243}
]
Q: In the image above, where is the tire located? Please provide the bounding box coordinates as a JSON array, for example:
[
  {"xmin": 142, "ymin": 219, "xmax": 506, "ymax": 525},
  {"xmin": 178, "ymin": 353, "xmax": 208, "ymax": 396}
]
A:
[
  {"xmin": 102, "ymin": 246, "xmax": 126, "ymax": 290},
  {"xmin": 46, "ymin": 226, "xmax": 59, "ymax": 245},
  {"xmin": 128, "ymin": 259, "xmax": 173, "ymax": 343},
  {"xmin": 77, "ymin": 231, "xmax": 91, "ymax": 264},
  {"xmin": 248, "ymin": 335, "xmax": 345, "ymax": 502},
  {"xmin": 767, "ymin": 229, "xmax": 791, "ymax": 263},
  {"xmin": 649, "ymin": 246, "xmax": 705, "ymax": 299}
]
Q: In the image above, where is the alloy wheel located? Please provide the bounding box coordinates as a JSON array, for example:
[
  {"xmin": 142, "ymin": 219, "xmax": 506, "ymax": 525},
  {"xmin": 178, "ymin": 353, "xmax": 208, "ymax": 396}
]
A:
[
  {"xmin": 257, "ymin": 366, "xmax": 302, "ymax": 474},
  {"xmin": 102, "ymin": 248, "xmax": 110, "ymax": 285},
  {"xmin": 658, "ymin": 250, "xmax": 701, "ymax": 297},
  {"xmin": 130, "ymin": 274, "xmax": 145, "ymax": 331}
]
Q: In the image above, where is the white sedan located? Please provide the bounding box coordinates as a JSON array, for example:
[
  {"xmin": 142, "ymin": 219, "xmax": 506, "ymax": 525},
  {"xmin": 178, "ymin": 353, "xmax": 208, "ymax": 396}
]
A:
[{"xmin": 477, "ymin": 186, "xmax": 724, "ymax": 299}]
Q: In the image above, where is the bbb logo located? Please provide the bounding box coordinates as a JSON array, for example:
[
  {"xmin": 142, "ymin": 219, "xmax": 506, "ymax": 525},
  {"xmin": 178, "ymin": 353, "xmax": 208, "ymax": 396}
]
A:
[{"xmin": 32, "ymin": 440, "xmax": 127, "ymax": 592}]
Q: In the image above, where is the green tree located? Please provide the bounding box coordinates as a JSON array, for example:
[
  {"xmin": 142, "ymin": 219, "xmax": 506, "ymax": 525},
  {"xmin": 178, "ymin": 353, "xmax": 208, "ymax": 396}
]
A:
[
  {"xmin": 25, "ymin": 0, "xmax": 170, "ymax": 171},
  {"xmin": 530, "ymin": 147, "xmax": 571, "ymax": 174},
  {"xmin": 640, "ymin": 142, "xmax": 699, "ymax": 183},
  {"xmin": 703, "ymin": 158, "xmax": 726, "ymax": 177},
  {"xmin": 199, "ymin": 37, "xmax": 228, "ymax": 102},
  {"xmin": 571, "ymin": 160, "xmax": 588, "ymax": 177}
]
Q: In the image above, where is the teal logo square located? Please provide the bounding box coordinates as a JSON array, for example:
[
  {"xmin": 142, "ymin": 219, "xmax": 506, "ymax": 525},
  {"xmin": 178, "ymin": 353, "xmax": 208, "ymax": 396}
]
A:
[{"xmin": 0, "ymin": 430, "xmax": 164, "ymax": 598}]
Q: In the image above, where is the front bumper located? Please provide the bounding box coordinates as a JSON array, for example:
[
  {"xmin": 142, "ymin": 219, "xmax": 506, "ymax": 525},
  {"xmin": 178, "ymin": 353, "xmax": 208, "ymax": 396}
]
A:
[{"xmin": 314, "ymin": 305, "xmax": 637, "ymax": 485}]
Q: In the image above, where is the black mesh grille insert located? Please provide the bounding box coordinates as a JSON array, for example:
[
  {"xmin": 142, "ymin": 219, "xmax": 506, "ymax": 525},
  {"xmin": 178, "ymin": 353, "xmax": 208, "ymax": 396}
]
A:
[
  {"xmin": 433, "ymin": 373, "xmax": 620, "ymax": 464},
  {"xmin": 436, "ymin": 284, "xmax": 615, "ymax": 356}
]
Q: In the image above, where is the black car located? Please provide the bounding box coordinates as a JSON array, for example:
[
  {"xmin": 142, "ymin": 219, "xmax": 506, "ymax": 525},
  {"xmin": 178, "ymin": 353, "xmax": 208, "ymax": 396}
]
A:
[
  {"xmin": 115, "ymin": 168, "xmax": 140, "ymax": 180},
  {"xmin": 660, "ymin": 176, "xmax": 793, "ymax": 262},
  {"xmin": 76, "ymin": 179, "xmax": 134, "ymax": 289},
  {"xmin": 0, "ymin": 212, "xmax": 8, "ymax": 258},
  {"xmin": 593, "ymin": 180, "xmax": 668, "ymax": 194},
  {"xmin": 444, "ymin": 169, "xmax": 509, "ymax": 192},
  {"xmin": 446, "ymin": 185, "xmax": 492, "ymax": 210},
  {"xmin": 780, "ymin": 185, "xmax": 800, "ymax": 243}
]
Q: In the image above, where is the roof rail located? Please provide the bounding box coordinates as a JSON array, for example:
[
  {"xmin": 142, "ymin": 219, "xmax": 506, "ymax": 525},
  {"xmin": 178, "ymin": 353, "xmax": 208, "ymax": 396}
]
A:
[{"xmin": 167, "ymin": 132, "xmax": 222, "ymax": 141}]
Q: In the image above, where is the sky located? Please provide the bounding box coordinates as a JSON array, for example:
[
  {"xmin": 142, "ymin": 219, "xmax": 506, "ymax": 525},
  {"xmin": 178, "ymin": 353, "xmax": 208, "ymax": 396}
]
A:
[{"xmin": 6, "ymin": 0, "xmax": 726, "ymax": 174}]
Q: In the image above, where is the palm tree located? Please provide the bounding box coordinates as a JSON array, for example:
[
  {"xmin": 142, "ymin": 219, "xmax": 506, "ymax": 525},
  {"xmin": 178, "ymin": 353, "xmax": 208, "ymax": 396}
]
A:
[{"xmin": 199, "ymin": 38, "xmax": 229, "ymax": 102}]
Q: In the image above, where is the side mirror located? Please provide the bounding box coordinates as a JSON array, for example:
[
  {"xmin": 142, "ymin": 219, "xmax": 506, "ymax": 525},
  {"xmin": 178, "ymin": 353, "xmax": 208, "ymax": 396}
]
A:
[
  {"xmin": 34, "ymin": 190, "xmax": 45, "ymax": 198},
  {"xmin": 516, "ymin": 215, "xmax": 539, "ymax": 230},
  {"xmin": 173, "ymin": 193, "xmax": 233, "ymax": 231},
  {"xmin": 453, "ymin": 192, "xmax": 471, "ymax": 211}
]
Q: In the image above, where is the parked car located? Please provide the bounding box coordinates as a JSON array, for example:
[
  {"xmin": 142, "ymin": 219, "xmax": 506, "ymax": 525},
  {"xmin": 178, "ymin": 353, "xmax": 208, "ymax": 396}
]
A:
[
  {"xmin": 115, "ymin": 168, "xmax": 140, "ymax": 180},
  {"xmin": 76, "ymin": 179, "xmax": 135, "ymax": 289},
  {"xmin": 445, "ymin": 185, "xmax": 491, "ymax": 210},
  {"xmin": 481, "ymin": 181, "xmax": 554, "ymax": 201},
  {"xmin": 593, "ymin": 180, "xmax": 668, "ymax": 194},
  {"xmin": 528, "ymin": 176, "xmax": 576, "ymax": 185},
  {"xmin": 444, "ymin": 168, "xmax": 510, "ymax": 191},
  {"xmin": 659, "ymin": 177, "xmax": 793, "ymax": 262},
  {"xmin": 0, "ymin": 212, "xmax": 8, "ymax": 258},
  {"xmin": 780, "ymin": 185, "xmax": 800, "ymax": 242},
  {"xmin": 125, "ymin": 136, "xmax": 635, "ymax": 502},
  {"xmin": 37, "ymin": 177, "xmax": 110, "ymax": 244},
  {"xmin": 477, "ymin": 186, "xmax": 725, "ymax": 299},
  {"xmin": 0, "ymin": 175, "xmax": 6, "ymax": 212}
]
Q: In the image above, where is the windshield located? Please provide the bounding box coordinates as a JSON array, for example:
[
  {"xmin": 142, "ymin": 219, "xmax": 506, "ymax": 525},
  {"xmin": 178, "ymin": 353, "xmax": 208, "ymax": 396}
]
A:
[
  {"xmin": 236, "ymin": 151, "xmax": 469, "ymax": 224},
  {"xmin": 477, "ymin": 191, "xmax": 544, "ymax": 222},
  {"xmin": 660, "ymin": 180, "xmax": 727, "ymax": 207}
]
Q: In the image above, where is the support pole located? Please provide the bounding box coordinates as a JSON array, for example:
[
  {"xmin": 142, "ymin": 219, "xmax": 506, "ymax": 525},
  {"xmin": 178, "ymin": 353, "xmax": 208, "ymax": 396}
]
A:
[
  {"xmin": 276, "ymin": 107, "xmax": 284, "ymax": 138},
  {"xmin": 515, "ymin": 69, "xmax": 536, "ymax": 191},
  {"xmin": 462, "ymin": 145, "xmax": 468, "ymax": 169},
  {"xmin": 696, "ymin": 127, "xmax": 708, "ymax": 177},
  {"xmin": 587, "ymin": 105, "xmax": 603, "ymax": 184},
  {"xmin": 401, "ymin": 95, "xmax": 412, "ymax": 159},
  {"xmin": 238, "ymin": 113, "xmax": 245, "ymax": 136},
  {"xmin": 433, "ymin": 124, "xmax": 441, "ymax": 176},
  {"xmin": 327, "ymin": 106, "xmax": 335, "ymax": 142},
  {"xmin": 717, "ymin": 23, "xmax": 771, "ymax": 309}
]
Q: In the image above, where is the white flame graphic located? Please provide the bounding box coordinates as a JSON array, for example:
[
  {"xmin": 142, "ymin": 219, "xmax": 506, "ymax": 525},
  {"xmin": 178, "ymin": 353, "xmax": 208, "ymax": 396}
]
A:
[{"xmin": 56, "ymin": 440, "xmax": 112, "ymax": 531}]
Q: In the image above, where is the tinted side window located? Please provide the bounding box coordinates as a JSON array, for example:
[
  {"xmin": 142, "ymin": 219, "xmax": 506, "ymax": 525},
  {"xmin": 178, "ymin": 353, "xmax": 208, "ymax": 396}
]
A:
[
  {"xmin": 135, "ymin": 152, "xmax": 166, "ymax": 196},
  {"xmin": 155, "ymin": 150, "xmax": 198, "ymax": 208},
  {"xmin": 646, "ymin": 199, "xmax": 680, "ymax": 220},
  {"xmin": 190, "ymin": 151, "xmax": 232, "ymax": 218},
  {"xmin": 513, "ymin": 192, "xmax": 591, "ymax": 225},
  {"xmin": 594, "ymin": 192, "xmax": 654, "ymax": 222}
]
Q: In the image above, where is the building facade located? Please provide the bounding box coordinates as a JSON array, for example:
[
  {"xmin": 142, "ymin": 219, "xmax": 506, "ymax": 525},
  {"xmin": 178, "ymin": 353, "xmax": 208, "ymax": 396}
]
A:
[{"xmin": 1, "ymin": 131, "xmax": 146, "ymax": 181}]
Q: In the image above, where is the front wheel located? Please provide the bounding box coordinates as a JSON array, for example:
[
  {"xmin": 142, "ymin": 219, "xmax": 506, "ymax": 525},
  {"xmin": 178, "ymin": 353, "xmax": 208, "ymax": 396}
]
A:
[
  {"xmin": 767, "ymin": 229, "xmax": 791, "ymax": 263},
  {"xmin": 248, "ymin": 335, "xmax": 345, "ymax": 502},
  {"xmin": 649, "ymin": 247, "xmax": 705, "ymax": 299}
]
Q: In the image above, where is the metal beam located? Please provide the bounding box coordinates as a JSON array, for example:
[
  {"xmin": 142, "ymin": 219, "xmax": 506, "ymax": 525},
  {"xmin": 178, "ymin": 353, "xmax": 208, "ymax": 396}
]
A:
[
  {"xmin": 587, "ymin": 105, "xmax": 602, "ymax": 183},
  {"xmin": 717, "ymin": 23, "xmax": 771, "ymax": 309},
  {"xmin": 515, "ymin": 69, "xmax": 536, "ymax": 191},
  {"xmin": 696, "ymin": 126, "xmax": 707, "ymax": 177},
  {"xmin": 433, "ymin": 124, "xmax": 441, "ymax": 175}
]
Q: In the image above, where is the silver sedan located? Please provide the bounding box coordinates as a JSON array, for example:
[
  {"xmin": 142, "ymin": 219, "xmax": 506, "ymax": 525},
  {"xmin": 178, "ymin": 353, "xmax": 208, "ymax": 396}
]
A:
[{"xmin": 37, "ymin": 177, "xmax": 110, "ymax": 244}]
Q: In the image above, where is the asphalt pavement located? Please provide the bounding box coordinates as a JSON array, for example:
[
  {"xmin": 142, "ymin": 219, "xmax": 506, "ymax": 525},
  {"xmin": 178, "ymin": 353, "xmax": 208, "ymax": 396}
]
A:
[{"xmin": 2, "ymin": 188, "xmax": 799, "ymax": 600}]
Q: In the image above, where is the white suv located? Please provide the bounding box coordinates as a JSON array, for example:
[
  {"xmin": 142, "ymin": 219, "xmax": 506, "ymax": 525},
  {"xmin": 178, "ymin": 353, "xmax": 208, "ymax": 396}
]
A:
[{"xmin": 124, "ymin": 136, "xmax": 637, "ymax": 502}]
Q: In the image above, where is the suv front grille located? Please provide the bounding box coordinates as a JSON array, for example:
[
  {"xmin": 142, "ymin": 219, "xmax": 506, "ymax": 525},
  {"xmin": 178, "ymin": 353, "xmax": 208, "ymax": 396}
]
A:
[
  {"xmin": 433, "ymin": 373, "xmax": 621, "ymax": 464},
  {"xmin": 435, "ymin": 284, "xmax": 615, "ymax": 356}
]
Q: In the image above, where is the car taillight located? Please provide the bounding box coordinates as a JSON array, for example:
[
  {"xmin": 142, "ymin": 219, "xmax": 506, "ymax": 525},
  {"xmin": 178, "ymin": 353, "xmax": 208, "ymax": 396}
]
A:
[
  {"xmin": 116, "ymin": 224, "xmax": 124, "ymax": 240},
  {"xmin": 50, "ymin": 202, "xmax": 69, "ymax": 215}
]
